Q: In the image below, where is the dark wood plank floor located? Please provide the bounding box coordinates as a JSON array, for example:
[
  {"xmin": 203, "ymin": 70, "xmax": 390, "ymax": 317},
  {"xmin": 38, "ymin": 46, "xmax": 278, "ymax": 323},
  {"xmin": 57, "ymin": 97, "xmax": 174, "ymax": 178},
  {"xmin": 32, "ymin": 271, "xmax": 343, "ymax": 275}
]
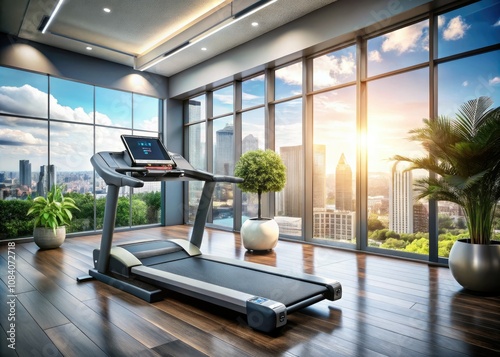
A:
[{"xmin": 1, "ymin": 226, "xmax": 499, "ymax": 356}]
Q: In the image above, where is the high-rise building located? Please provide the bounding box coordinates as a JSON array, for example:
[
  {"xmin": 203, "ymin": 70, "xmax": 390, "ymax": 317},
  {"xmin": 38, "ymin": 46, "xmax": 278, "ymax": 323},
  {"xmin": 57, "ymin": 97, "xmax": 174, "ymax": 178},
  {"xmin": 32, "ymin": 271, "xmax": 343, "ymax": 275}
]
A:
[
  {"xmin": 313, "ymin": 209, "xmax": 355, "ymax": 241},
  {"xmin": 242, "ymin": 134, "xmax": 259, "ymax": 153},
  {"xmin": 335, "ymin": 153, "xmax": 352, "ymax": 211},
  {"xmin": 389, "ymin": 162, "xmax": 413, "ymax": 234},
  {"xmin": 37, "ymin": 165, "xmax": 57, "ymax": 197},
  {"xmin": 19, "ymin": 159, "xmax": 31, "ymax": 187},
  {"xmin": 279, "ymin": 145, "xmax": 303, "ymax": 218},
  {"xmin": 215, "ymin": 123, "xmax": 234, "ymax": 175},
  {"xmin": 313, "ymin": 144, "xmax": 326, "ymax": 209},
  {"xmin": 188, "ymin": 99, "xmax": 205, "ymax": 170}
]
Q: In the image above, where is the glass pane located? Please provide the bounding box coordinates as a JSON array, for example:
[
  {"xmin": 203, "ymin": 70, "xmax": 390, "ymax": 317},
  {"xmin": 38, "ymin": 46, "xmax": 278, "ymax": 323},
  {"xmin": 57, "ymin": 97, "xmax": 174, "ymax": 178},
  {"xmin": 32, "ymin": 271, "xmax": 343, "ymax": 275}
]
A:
[
  {"xmin": 275, "ymin": 62, "xmax": 302, "ymax": 100},
  {"xmin": 50, "ymin": 77, "xmax": 93, "ymax": 123},
  {"xmin": 0, "ymin": 66, "xmax": 48, "ymax": 118},
  {"xmin": 438, "ymin": 51, "xmax": 500, "ymax": 118},
  {"xmin": 132, "ymin": 182, "xmax": 162, "ymax": 225},
  {"xmin": 275, "ymin": 98, "xmax": 303, "ymax": 237},
  {"xmin": 367, "ymin": 69, "xmax": 429, "ymax": 256},
  {"xmin": 437, "ymin": 0, "xmax": 500, "ymax": 59},
  {"xmin": 313, "ymin": 45, "xmax": 356, "ymax": 91},
  {"xmin": 95, "ymin": 126, "xmax": 131, "ymax": 153},
  {"xmin": 242, "ymin": 74, "xmax": 265, "ymax": 109},
  {"xmin": 437, "ymin": 50, "xmax": 500, "ymax": 257},
  {"xmin": 187, "ymin": 95, "xmax": 206, "ymax": 123},
  {"xmin": 0, "ymin": 116, "xmax": 48, "ymax": 240},
  {"xmin": 133, "ymin": 94, "xmax": 159, "ymax": 131},
  {"xmin": 187, "ymin": 122, "xmax": 206, "ymax": 224},
  {"xmin": 212, "ymin": 117, "xmax": 234, "ymax": 228},
  {"xmin": 368, "ymin": 19, "xmax": 429, "ymax": 77},
  {"xmin": 241, "ymin": 108, "xmax": 265, "ymax": 222},
  {"xmin": 213, "ymin": 85, "xmax": 234, "ymax": 117},
  {"xmin": 50, "ymin": 121, "xmax": 94, "ymax": 233},
  {"xmin": 313, "ymin": 86, "xmax": 356, "ymax": 244},
  {"xmin": 95, "ymin": 87, "xmax": 132, "ymax": 128}
]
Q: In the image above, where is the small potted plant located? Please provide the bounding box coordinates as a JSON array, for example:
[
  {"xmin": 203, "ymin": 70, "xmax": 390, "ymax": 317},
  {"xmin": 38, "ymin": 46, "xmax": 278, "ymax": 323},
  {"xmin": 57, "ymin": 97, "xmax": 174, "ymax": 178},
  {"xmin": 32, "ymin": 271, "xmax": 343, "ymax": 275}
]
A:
[
  {"xmin": 27, "ymin": 184, "xmax": 79, "ymax": 249},
  {"xmin": 392, "ymin": 96, "xmax": 500, "ymax": 292},
  {"xmin": 234, "ymin": 149, "xmax": 286, "ymax": 251}
]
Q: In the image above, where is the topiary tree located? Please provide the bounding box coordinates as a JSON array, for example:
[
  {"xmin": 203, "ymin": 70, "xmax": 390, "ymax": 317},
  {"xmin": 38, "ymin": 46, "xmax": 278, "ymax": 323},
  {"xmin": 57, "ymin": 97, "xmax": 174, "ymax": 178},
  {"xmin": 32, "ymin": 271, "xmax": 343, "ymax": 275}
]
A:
[{"xmin": 234, "ymin": 149, "xmax": 286, "ymax": 219}]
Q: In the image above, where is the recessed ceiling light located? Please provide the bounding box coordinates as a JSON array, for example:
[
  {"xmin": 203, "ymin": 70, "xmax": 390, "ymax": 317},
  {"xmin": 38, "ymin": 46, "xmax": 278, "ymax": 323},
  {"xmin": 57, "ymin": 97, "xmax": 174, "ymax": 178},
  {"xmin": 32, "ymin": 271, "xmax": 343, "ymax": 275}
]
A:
[
  {"xmin": 86, "ymin": 46, "xmax": 92, "ymax": 50},
  {"xmin": 201, "ymin": 47, "xmax": 207, "ymax": 51},
  {"xmin": 103, "ymin": 8, "xmax": 111, "ymax": 13},
  {"xmin": 252, "ymin": 22, "xmax": 259, "ymax": 27}
]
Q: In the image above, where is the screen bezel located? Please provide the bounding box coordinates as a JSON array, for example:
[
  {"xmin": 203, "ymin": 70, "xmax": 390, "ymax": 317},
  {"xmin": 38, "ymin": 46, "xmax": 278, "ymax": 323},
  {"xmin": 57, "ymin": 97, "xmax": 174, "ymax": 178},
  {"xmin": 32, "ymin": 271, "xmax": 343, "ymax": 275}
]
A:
[{"xmin": 121, "ymin": 135, "xmax": 175, "ymax": 166}]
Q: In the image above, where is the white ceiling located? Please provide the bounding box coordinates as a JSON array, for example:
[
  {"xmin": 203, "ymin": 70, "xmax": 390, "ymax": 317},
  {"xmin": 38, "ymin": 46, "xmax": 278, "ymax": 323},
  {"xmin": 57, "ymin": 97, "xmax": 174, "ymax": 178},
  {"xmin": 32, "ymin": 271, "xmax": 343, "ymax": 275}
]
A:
[{"xmin": 0, "ymin": 0, "xmax": 338, "ymax": 77}]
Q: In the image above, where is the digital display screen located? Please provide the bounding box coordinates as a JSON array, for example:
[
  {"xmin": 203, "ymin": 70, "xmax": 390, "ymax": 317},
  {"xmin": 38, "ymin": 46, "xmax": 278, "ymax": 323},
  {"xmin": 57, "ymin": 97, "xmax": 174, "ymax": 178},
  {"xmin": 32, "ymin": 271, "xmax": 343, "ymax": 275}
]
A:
[{"xmin": 121, "ymin": 135, "xmax": 174, "ymax": 166}]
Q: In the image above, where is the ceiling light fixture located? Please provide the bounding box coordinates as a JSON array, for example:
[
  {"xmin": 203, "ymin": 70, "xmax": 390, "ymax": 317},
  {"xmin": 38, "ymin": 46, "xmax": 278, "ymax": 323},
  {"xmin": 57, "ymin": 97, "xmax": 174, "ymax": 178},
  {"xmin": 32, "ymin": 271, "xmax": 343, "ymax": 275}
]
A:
[
  {"xmin": 41, "ymin": 0, "xmax": 65, "ymax": 34},
  {"xmin": 103, "ymin": 8, "xmax": 111, "ymax": 13},
  {"xmin": 86, "ymin": 46, "xmax": 92, "ymax": 50},
  {"xmin": 136, "ymin": 0, "xmax": 277, "ymax": 71}
]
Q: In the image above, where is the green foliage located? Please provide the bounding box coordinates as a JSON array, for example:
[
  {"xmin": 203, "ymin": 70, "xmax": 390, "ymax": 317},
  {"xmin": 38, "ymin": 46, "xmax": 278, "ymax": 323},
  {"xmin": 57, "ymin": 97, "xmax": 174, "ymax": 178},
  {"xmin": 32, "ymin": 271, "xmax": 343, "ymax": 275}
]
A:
[
  {"xmin": 26, "ymin": 185, "xmax": 80, "ymax": 234},
  {"xmin": 368, "ymin": 214, "xmax": 385, "ymax": 231},
  {"xmin": 234, "ymin": 149, "xmax": 286, "ymax": 219},
  {"xmin": 404, "ymin": 237, "xmax": 429, "ymax": 254},
  {"xmin": 392, "ymin": 97, "xmax": 500, "ymax": 244},
  {"xmin": 381, "ymin": 238, "xmax": 408, "ymax": 250},
  {"xmin": 0, "ymin": 200, "xmax": 32, "ymax": 238}
]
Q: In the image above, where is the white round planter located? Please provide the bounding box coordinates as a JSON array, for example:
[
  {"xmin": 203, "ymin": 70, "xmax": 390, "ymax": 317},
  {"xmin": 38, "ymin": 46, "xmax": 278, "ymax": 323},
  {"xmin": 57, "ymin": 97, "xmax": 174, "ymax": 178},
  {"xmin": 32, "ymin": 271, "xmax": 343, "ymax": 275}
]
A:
[
  {"xmin": 33, "ymin": 226, "xmax": 66, "ymax": 249},
  {"xmin": 241, "ymin": 218, "xmax": 279, "ymax": 251}
]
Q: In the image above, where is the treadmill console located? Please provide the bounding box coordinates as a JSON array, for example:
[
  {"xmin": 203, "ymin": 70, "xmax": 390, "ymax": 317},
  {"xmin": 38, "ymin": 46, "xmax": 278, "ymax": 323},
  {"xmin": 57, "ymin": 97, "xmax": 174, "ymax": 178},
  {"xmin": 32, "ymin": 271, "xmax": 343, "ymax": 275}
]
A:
[{"xmin": 121, "ymin": 135, "xmax": 176, "ymax": 169}]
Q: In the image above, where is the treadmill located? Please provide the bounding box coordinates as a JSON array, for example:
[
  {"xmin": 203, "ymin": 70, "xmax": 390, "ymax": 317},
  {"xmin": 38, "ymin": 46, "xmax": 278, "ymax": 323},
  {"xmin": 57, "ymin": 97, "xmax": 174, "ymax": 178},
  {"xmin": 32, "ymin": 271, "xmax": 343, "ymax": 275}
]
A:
[{"xmin": 78, "ymin": 135, "xmax": 342, "ymax": 333}]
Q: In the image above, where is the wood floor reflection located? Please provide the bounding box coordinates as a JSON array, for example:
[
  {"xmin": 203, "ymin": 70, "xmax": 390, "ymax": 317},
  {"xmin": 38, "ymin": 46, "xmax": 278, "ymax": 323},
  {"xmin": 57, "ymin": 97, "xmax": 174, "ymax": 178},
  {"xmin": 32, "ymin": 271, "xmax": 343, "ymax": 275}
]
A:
[{"xmin": 1, "ymin": 226, "xmax": 499, "ymax": 356}]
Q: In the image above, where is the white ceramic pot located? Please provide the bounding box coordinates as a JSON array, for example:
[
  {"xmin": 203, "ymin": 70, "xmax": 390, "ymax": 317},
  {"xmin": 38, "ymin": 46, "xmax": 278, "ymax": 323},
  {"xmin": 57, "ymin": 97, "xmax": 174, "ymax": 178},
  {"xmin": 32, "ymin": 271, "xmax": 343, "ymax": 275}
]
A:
[{"xmin": 241, "ymin": 218, "xmax": 279, "ymax": 251}]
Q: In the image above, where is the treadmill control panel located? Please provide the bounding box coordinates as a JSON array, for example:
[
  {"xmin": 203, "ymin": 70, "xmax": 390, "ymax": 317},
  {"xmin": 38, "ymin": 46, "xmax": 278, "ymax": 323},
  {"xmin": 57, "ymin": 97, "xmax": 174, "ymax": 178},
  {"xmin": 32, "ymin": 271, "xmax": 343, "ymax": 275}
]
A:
[{"xmin": 246, "ymin": 296, "xmax": 287, "ymax": 333}]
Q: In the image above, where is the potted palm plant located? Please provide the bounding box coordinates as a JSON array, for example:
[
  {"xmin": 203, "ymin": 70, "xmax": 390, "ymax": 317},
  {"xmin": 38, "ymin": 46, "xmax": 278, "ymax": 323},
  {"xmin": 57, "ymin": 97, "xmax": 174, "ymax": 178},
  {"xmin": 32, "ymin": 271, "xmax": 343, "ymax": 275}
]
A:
[
  {"xmin": 392, "ymin": 96, "xmax": 500, "ymax": 292},
  {"xmin": 27, "ymin": 184, "xmax": 79, "ymax": 249},
  {"xmin": 234, "ymin": 149, "xmax": 286, "ymax": 251}
]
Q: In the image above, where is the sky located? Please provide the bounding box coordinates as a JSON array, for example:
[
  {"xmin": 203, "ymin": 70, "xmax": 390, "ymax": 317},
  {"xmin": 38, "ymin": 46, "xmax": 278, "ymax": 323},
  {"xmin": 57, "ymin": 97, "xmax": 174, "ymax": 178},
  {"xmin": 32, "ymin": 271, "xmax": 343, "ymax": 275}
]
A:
[{"xmin": 0, "ymin": 0, "xmax": 499, "ymax": 176}]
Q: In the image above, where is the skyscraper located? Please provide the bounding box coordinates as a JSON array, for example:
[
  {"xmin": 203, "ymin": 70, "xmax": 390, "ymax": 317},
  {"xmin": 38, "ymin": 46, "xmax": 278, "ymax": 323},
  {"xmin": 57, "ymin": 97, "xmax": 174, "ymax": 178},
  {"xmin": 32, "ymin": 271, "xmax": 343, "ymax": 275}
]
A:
[
  {"xmin": 242, "ymin": 134, "xmax": 258, "ymax": 153},
  {"xmin": 37, "ymin": 165, "xmax": 57, "ymax": 197},
  {"xmin": 313, "ymin": 144, "xmax": 326, "ymax": 209},
  {"xmin": 19, "ymin": 159, "xmax": 31, "ymax": 187},
  {"xmin": 279, "ymin": 145, "xmax": 303, "ymax": 218},
  {"xmin": 335, "ymin": 153, "xmax": 352, "ymax": 211},
  {"xmin": 389, "ymin": 162, "xmax": 413, "ymax": 234},
  {"xmin": 215, "ymin": 123, "xmax": 234, "ymax": 175}
]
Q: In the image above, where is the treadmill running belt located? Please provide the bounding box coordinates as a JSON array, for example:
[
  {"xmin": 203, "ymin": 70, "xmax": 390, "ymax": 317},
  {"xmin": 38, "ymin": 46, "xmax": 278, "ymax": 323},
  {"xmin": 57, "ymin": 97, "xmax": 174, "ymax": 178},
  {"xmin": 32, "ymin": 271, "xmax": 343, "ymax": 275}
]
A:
[{"xmin": 151, "ymin": 258, "xmax": 327, "ymax": 307}]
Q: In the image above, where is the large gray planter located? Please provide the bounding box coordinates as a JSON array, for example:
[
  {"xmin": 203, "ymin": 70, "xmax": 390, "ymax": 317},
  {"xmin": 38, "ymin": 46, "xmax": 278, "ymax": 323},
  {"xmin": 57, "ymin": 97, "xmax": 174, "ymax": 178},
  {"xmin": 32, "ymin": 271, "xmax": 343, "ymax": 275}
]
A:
[
  {"xmin": 448, "ymin": 239, "xmax": 500, "ymax": 293},
  {"xmin": 34, "ymin": 226, "xmax": 66, "ymax": 249}
]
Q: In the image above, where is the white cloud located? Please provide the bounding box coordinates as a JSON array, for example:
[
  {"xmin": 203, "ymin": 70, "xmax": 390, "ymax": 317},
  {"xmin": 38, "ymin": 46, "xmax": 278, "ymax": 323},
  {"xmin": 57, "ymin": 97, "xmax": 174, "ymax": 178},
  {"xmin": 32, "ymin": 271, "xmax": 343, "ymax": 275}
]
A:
[
  {"xmin": 313, "ymin": 52, "xmax": 355, "ymax": 88},
  {"xmin": 0, "ymin": 128, "xmax": 44, "ymax": 146},
  {"xmin": 443, "ymin": 15, "xmax": 470, "ymax": 41},
  {"xmin": 494, "ymin": 19, "xmax": 500, "ymax": 27},
  {"xmin": 242, "ymin": 92, "xmax": 260, "ymax": 101},
  {"xmin": 213, "ymin": 93, "xmax": 233, "ymax": 105},
  {"xmin": 462, "ymin": 81, "xmax": 469, "ymax": 87},
  {"xmin": 368, "ymin": 50, "xmax": 382, "ymax": 62},
  {"xmin": 0, "ymin": 84, "xmax": 48, "ymax": 117},
  {"xmin": 490, "ymin": 76, "xmax": 500, "ymax": 86},
  {"xmin": 381, "ymin": 21, "xmax": 428, "ymax": 54},
  {"xmin": 438, "ymin": 15, "xmax": 446, "ymax": 28},
  {"xmin": 275, "ymin": 63, "xmax": 302, "ymax": 86}
]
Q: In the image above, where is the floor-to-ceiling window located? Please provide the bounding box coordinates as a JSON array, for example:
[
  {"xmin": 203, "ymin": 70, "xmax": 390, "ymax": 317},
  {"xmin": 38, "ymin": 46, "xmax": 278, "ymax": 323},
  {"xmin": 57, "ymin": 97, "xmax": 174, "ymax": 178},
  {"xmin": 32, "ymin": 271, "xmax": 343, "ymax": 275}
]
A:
[
  {"xmin": 182, "ymin": 0, "xmax": 499, "ymax": 262},
  {"xmin": 0, "ymin": 67, "xmax": 162, "ymax": 240},
  {"xmin": 311, "ymin": 45, "xmax": 357, "ymax": 246}
]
